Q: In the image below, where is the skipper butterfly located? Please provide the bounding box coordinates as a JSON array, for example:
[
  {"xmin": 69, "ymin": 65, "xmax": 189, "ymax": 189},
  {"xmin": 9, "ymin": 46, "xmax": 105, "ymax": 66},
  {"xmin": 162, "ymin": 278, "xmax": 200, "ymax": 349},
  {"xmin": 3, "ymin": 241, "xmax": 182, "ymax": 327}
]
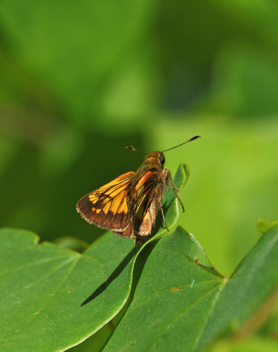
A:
[{"xmin": 77, "ymin": 136, "xmax": 200, "ymax": 244}]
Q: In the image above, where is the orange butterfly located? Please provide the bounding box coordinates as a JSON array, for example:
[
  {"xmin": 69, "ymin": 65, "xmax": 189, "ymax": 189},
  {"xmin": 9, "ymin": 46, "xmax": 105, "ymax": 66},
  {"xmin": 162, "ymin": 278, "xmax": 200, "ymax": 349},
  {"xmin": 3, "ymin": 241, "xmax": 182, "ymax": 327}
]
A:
[{"xmin": 77, "ymin": 136, "xmax": 200, "ymax": 244}]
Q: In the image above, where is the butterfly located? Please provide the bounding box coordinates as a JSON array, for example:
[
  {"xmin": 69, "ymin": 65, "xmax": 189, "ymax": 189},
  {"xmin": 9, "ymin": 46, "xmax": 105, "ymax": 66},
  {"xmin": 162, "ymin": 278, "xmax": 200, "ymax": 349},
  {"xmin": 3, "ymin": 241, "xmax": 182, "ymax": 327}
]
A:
[{"xmin": 77, "ymin": 136, "xmax": 200, "ymax": 245}]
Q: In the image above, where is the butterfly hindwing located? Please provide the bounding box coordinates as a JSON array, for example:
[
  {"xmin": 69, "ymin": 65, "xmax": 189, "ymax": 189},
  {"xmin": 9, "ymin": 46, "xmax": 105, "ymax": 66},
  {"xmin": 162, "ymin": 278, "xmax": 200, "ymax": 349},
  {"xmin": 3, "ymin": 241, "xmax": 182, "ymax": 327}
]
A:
[{"xmin": 131, "ymin": 169, "xmax": 163, "ymax": 236}]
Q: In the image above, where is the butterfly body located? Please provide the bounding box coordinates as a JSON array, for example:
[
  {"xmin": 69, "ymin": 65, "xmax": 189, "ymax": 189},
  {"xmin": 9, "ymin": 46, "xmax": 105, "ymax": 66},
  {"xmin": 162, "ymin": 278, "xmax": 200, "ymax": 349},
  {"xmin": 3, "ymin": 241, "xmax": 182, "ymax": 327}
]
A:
[{"xmin": 77, "ymin": 151, "xmax": 182, "ymax": 244}]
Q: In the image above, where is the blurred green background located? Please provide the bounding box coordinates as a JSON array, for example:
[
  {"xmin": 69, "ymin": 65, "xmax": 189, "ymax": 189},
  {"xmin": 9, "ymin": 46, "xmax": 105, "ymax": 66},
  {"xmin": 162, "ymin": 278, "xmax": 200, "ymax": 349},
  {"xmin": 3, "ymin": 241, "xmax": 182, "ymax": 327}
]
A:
[{"xmin": 0, "ymin": 1, "xmax": 278, "ymax": 351}]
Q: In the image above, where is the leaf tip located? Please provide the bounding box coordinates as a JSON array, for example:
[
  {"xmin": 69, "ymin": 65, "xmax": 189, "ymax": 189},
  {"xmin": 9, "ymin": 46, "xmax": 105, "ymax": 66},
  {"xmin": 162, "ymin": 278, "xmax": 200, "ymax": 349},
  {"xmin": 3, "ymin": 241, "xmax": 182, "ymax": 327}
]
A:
[
  {"xmin": 173, "ymin": 163, "xmax": 189, "ymax": 191},
  {"xmin": 256, "ymin": 218, "xmax": 278, "ymax": 234}
]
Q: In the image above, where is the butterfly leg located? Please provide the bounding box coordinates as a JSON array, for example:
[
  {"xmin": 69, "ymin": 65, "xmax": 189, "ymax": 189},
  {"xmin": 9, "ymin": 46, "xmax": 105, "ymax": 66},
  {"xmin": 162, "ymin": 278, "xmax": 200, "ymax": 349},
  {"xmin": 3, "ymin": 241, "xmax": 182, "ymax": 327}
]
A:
[{"xmin": 165, "ymin": 169, "xmax": 185, "ymax": 212}]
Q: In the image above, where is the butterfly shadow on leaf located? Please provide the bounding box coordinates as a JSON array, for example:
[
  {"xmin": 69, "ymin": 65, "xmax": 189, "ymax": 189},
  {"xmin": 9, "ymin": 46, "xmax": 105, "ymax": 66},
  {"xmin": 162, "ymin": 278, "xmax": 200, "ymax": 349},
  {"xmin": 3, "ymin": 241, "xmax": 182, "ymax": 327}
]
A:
[
  {"xmin": 81, "ymin": 244, "xmax": 140, "ymax": 306},
  {"xmin": 80, "ymin": 222, "xmax": 165, "ymax": 307},
  {"xmin": 80, "ymin": 206, "xmax": 173, "ymax": 307},
  {"xmin": 100, "ymin": 238, "xmax": 159, "ymax": 351}
]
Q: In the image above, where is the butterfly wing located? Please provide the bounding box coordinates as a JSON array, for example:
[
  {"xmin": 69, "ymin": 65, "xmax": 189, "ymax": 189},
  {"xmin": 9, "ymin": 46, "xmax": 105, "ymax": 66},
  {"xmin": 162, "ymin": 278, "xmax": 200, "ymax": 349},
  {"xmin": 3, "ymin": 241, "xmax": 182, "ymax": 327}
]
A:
[
  {"xmin": 130, "ymin": 169, "xmax": 163, "ymax": 237},
  {"xmin": 77, "ymin": 172, "xmax": 135, "ymax": 234}
]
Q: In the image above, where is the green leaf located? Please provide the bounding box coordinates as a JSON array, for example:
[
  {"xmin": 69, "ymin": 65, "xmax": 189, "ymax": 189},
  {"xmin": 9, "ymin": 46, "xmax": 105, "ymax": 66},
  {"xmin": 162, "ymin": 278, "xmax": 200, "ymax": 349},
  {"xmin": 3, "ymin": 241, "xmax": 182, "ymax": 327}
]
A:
[
  {"xmin": 0, "ymin": 228, "xmax": 135, "ymax": 352},
  {"xmin": 103, "ymin": 223, "xmax": 278, "ymax": 352},
  {"xmin": 0, "ymin": 163, "xmax": 187, "ymax": 351},
  {"xmin": 196, "ymin": 222, "xmax": 278, "ymax": 351},
  {"xmin": 103, "ymin": 226, "xmax": 224, "ymax": 352},
  {"xmin": 53, "ymin": 236, "xmax": 89, "ymax": 253}
]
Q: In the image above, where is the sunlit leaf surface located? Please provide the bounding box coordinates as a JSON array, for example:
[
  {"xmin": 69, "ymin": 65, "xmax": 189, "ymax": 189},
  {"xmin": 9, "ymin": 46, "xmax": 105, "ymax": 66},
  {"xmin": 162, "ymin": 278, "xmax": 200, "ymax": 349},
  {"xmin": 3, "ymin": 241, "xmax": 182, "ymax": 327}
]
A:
[{"xmin": 103, "ymin": 225, "xmax": 278, "ymax": 352}]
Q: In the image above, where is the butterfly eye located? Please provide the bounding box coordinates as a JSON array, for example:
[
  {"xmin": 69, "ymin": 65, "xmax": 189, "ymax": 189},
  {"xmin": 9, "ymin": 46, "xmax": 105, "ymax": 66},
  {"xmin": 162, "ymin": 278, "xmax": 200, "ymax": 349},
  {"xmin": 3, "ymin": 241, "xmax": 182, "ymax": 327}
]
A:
[{"xmin": 159, "ymin": 154, "xmax": 165, "ymax": 165}]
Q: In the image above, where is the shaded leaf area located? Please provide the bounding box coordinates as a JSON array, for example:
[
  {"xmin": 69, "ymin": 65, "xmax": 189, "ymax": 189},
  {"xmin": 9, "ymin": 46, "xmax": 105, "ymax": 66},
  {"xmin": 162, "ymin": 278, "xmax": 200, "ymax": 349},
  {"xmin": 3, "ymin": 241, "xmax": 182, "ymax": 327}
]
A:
[
  {"xmin": 0, "ymin": 163, "xmax": 187, "ymax": 352},
  {"xmin": 103, "ymin": 224, "xmax": 278, "ymax": 352}
]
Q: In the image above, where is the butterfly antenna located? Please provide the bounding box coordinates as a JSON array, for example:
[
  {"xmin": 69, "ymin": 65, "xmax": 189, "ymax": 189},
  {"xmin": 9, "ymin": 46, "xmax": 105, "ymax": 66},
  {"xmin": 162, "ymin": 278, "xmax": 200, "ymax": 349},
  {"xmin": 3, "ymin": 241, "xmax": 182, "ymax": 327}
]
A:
[
  {"xmin": 125, "ymin": 136, "xmax": 200, "ymax": 154},
  {"xmin": 125, "ymin": 145, "xmax": 148, "ymax": 154},
  {"xmin": 161, "ymin": 135, "xmax": 201, "ymax": 152}
]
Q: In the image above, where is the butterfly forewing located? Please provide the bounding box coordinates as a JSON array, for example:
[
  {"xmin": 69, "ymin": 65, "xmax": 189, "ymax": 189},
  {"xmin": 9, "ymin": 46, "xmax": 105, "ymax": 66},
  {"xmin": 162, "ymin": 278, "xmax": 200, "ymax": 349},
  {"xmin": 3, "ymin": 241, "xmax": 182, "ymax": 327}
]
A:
[{"xmin": 77, "ymin": 172, "xmax": 134, "ymax": 231}]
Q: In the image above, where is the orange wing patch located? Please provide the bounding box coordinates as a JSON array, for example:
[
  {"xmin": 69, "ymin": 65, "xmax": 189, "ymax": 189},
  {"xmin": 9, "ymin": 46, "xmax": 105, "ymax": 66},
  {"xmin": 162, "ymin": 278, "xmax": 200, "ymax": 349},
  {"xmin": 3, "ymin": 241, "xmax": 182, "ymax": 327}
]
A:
[{"xmin": 77, "ymin": 172, "xmax": 134, "ymax": 233}]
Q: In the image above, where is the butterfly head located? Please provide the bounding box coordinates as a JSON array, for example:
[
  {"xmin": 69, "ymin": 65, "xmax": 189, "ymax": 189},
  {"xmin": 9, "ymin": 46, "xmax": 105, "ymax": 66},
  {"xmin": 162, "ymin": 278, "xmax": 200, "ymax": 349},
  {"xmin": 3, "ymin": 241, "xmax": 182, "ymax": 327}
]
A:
[{"xmin": 144, "ymin": 151, "xmax": 165, "ymax": 166}]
